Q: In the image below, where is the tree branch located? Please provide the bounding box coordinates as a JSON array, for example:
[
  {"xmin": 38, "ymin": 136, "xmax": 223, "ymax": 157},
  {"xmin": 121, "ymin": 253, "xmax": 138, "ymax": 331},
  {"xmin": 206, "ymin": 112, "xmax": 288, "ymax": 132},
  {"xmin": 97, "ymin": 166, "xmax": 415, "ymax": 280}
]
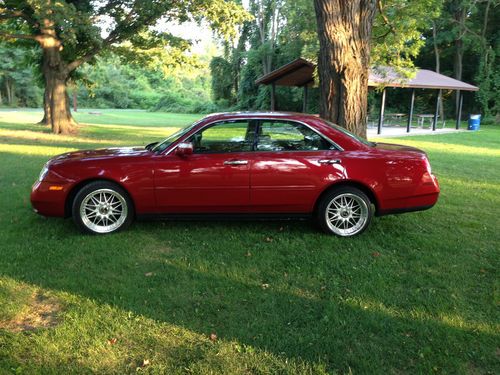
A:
[
  {"xmin": 0, "ymin": 10, "xmax": 24, "ymax": 20},
  {"xmin": 375, "ymin": 0, "xmax": 396, "ymax": 39},
  {"xmin": 0, "ymin": 31, "xmax": 39, "ymax": 41}
]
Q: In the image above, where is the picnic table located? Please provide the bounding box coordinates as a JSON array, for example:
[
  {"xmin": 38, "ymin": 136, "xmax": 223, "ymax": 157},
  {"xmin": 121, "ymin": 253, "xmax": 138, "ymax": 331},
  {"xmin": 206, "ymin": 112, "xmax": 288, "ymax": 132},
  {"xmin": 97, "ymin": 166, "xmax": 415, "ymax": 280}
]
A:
[
  {"xmin": 386, "ymin": 113, "xmax": 406, "ymax": 125},
  {"xmin": 417, "ymin": 114, "xmax": 438, "ymax": 128}
]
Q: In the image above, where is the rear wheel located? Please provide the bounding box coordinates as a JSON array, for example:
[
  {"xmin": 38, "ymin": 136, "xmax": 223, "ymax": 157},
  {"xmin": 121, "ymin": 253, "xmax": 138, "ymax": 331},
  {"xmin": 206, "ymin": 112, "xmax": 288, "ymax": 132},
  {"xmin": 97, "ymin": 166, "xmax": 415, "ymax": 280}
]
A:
[
  {"xmin": 317, "ymin": 187, "xmax": 372, "ymax": 237},
  {"xmin": 72, "ymin": 181, "xmax": 134, "ymax": 234}
]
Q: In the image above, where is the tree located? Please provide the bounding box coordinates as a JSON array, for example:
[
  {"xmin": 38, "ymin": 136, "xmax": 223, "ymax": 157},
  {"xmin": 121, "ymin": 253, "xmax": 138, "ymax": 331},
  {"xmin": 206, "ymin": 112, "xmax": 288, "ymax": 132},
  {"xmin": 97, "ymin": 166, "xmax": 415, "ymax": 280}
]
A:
[
  {"xmin": 0, "ymin": 0, "xmax": 249, "ymax": 134},
  {"xmin": 313, "ymin": 0, "xmax": 377, "ymax": 138}
]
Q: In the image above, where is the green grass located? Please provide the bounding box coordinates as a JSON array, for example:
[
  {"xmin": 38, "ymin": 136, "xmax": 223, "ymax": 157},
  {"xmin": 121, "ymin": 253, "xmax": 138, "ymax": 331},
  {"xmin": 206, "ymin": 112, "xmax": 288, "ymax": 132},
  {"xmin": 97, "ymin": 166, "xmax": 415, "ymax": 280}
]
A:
[{"xmin": 0, "ymin": 109, "xmax": 498, "ymax": 374}]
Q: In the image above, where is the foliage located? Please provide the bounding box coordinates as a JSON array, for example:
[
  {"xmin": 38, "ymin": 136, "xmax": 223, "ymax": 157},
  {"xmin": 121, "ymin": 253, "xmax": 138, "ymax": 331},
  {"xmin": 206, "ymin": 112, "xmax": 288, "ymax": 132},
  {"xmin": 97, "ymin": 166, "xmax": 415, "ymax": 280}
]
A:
[
  {"xmin": 209, "ymin": 56, "xmax": 234, "ymax": 103},
  {"xmin": 0, "ymin": 41, "xmax": 42, "ymax": 107}
]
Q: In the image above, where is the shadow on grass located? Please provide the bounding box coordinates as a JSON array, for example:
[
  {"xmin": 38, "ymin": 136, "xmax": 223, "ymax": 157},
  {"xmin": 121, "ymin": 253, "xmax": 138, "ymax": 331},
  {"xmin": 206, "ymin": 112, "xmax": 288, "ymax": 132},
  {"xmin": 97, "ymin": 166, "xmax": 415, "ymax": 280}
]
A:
[{"xmin": 0, "ymin": 211, "xmax": 498, "ymax": 372}]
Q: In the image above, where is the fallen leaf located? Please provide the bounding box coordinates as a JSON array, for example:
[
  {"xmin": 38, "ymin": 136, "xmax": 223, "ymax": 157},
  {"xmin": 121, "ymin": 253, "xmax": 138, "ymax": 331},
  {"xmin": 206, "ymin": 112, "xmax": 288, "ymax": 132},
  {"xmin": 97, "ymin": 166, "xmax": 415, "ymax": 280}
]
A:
[
  {"xmin": 209, "ymin": 333, "xmax": 217, "ymax": 342},
  {"xmin": 108, "ymin": 337, "xmax": 118, "ymax": 345},
  {"xmin": 372, "ymin": 252, "xmax": 381, "ymax": 257}
]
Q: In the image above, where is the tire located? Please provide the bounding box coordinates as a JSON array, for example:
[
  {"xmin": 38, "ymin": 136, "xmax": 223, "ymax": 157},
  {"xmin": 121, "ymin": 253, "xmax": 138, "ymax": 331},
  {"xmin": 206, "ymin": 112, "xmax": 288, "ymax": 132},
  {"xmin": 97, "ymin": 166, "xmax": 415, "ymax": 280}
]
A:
[
  {"xmin": 317, "ymin": 186, "xmax": 373, "ymax": 237},
  {"xmin": 72, "ymin": 181, "xmax": 134, "ymax": 234}
]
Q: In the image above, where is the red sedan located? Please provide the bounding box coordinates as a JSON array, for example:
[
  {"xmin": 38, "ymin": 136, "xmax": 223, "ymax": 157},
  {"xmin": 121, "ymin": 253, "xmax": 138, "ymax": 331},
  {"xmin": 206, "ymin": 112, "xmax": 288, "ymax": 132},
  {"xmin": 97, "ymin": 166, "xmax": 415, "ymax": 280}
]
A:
[{"xmin": 31, "ymin": 112, "xmax": 440, "ymax": 236}]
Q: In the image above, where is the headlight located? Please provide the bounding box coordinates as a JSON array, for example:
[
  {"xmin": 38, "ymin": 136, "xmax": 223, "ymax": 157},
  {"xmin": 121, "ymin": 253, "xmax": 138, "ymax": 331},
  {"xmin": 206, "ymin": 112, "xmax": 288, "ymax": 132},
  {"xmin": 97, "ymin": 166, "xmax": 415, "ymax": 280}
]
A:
[{"xmin": 39, "ymin": 164, "xmax": 49, "ymax": 181}]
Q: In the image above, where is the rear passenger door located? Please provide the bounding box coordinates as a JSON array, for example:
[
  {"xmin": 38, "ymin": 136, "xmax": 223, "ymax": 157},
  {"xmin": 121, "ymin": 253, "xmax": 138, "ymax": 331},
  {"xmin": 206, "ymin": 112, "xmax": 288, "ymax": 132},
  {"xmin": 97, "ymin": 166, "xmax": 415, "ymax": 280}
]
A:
[{"xmin": 249, "ymin": 120, "xmax": 344, "ymax": 213}]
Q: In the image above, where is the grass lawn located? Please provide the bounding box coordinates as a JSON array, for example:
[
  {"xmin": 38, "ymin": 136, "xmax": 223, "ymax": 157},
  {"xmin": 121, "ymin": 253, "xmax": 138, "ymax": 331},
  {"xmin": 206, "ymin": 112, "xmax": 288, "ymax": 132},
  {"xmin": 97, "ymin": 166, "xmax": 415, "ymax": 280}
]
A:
[{"xmin": 0, "ymin": 109, "xmax": 498, "ymax": 374}]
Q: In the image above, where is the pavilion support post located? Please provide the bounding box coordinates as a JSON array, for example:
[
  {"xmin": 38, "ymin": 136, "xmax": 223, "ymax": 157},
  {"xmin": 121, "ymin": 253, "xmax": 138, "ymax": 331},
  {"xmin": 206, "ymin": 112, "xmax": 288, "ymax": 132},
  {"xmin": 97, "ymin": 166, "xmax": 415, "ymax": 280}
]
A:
[
  {"xmin": 377, "ymin": 88, "xmax": 386, "ymax": 135},
  {"xmin": 456, "ymin": 92, "xmax": 463, "ymax": 129},
  {"xmin": 302, "ymin": 85, "xmax": 309, "ymax": 113},
  {"xmin": 407, "ymin": 88, "xmax": 415, "ymax": 133},
  {"xmin": 433, "ymin": 89, "xmax": 441, "ymax": 131},
  {"xmin": 271, "ymin": 83, "xmax": 276, "ymax": 111}
]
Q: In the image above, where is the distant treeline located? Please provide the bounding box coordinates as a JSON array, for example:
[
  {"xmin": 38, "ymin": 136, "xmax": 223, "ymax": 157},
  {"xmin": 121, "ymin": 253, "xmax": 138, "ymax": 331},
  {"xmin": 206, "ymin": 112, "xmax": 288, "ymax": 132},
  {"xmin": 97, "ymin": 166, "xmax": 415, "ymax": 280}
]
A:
[{"xmin": 0, "ymin": 0, "xmax": 498, "ymax": 120}]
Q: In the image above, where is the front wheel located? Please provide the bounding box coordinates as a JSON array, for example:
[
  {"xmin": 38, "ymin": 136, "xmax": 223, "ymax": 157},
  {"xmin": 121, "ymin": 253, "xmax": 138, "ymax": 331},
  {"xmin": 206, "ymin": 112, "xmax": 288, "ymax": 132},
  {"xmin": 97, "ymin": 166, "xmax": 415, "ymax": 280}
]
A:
[
  {"xmin": 72, "ymin": 181, "xmax": 134, "ymax": 234},
  {"xmin": 317, "ymin": 187, "xmax": 373, "ymax": 237}
]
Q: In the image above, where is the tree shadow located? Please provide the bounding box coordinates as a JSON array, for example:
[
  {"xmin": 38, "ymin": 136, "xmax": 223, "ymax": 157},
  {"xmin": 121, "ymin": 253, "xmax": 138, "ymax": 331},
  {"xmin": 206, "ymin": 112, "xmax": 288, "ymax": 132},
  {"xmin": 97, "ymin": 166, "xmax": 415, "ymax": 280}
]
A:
[{"xmin": 0, "ymin": 217, "xmax": 497, "ymax": 373}]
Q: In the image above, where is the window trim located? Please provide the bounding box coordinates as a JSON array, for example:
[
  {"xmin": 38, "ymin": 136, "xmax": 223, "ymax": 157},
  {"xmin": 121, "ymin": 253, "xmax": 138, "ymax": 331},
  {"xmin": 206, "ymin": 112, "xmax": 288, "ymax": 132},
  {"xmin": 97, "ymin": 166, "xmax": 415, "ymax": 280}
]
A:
[{"xmin": 163, "ymin": 117, "xmax": 344, "ymax": 155}]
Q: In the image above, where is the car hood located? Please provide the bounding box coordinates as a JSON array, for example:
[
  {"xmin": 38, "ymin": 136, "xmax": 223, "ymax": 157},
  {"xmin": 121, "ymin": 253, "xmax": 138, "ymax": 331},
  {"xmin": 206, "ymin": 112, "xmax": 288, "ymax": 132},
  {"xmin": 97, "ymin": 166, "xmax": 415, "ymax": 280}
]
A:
[
  {"xmin": 374, "ymin": 142, "xmax": 427, "ymax": 156},
  {"xmin": 50, "ymin": 147, "xmax": 150, "ymax": 164}
]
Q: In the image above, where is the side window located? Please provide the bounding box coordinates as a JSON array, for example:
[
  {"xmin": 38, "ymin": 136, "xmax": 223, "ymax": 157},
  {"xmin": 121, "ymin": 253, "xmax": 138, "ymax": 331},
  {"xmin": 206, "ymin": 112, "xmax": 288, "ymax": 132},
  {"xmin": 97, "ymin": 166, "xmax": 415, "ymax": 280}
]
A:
[
  {"xmin": 188, "ymin": 121, "xmax": 254, "ymax": 154},
  {"xmin": 256, "ymin": 121, "xmax": 332, "ymax": 151}
]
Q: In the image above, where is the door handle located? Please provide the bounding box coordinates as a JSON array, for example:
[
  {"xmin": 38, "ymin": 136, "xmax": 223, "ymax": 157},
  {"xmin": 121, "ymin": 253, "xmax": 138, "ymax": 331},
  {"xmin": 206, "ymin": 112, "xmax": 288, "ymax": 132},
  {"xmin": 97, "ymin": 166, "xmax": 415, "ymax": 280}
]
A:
[
  {"xmin": 224, "ymin": 160, "xmax": 248, "ymax": 165},
  {"xmin": 318, "ymin": 159, "xmax": 341, "ymax": 165}
]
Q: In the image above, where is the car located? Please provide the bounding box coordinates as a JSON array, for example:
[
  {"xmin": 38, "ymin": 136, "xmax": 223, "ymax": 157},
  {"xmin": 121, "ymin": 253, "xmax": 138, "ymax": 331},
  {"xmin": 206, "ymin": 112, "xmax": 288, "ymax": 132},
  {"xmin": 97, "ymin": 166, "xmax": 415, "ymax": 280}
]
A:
[{"xmin": 31, "ymin": 112, "xmax": 440, "ymax": 237}]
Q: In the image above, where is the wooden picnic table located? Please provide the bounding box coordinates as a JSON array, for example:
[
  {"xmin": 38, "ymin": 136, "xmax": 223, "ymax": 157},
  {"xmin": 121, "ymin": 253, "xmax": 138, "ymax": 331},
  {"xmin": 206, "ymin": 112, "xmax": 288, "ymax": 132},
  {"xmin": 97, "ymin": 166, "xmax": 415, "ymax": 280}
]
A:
[{"xmin": 417, "ymin": 114, "xmax": 438, "ymax": 128}]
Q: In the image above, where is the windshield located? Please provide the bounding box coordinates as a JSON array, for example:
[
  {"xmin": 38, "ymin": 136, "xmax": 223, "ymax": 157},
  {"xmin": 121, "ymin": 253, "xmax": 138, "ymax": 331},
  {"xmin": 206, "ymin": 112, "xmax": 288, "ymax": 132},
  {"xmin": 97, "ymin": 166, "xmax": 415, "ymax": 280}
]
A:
[
  {"xmin": 324, "ymin": 121, "xmax": 375, "ymax": 147},
  {"xmin": 151, "ymin": 121, "xmax": 200, "ymax": 153}
]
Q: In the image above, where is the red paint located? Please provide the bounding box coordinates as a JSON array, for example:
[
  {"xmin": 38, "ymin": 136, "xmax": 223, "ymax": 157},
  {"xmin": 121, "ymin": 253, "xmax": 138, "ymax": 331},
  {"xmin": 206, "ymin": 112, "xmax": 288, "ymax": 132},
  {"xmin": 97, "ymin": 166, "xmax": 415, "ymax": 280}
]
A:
[{"xmin": 31, "ymin": 112, "xmax": 440, "ymax": 219}]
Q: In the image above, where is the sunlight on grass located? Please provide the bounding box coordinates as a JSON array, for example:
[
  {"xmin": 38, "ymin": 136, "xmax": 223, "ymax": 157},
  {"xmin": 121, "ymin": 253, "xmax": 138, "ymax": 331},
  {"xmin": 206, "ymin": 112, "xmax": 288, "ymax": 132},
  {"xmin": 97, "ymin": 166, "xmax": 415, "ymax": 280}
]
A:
[
  {"xmin": 86, "ymin": 123, "xmax": 180, "ymax": 135},
  {"xmin": 0, "ymin": 143, "xmax": 77, "ymax": 156},
  {"xmin": 376, "ymin": 138, "xmax": 500, "ymax": 157},
  {"xmin": 342, "ymin": 297, "xmax": 498, "ymax": 335},
  {"xmin": 0, "ymin": 276, "xmax": 319, "ymax": 373},
  {"xmin": 0, "ymin": 110, "xmax": 43, "ymax": 125},
  {"xmin": 0, "ymin": 128, "xmax": 121, "ymax": 145}
]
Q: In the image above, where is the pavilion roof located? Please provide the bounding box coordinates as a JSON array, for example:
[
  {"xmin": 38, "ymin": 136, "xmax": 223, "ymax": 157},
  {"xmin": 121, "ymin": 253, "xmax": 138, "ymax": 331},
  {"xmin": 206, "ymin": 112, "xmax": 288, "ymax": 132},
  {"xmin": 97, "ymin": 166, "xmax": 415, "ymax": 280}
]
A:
[{"xmin": 255, "ymin": 58, "xmax": 478, "ymax": 91}]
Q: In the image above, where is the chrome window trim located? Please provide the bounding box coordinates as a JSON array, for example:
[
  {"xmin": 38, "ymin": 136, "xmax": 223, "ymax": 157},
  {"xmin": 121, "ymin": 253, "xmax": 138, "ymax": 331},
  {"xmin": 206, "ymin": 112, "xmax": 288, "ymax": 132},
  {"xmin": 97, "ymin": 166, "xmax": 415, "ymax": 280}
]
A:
[{"xmin": 163, "ymin": 117, "xmax": 344, "ymax": 155}]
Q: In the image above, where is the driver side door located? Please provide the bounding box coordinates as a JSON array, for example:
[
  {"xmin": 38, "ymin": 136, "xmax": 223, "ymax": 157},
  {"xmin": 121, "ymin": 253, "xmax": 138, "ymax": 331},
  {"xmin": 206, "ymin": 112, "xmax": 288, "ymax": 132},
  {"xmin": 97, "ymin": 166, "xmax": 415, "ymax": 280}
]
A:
[{"xmin": 154, "ymin": 120, "xmax": 255, "ymax": 213}]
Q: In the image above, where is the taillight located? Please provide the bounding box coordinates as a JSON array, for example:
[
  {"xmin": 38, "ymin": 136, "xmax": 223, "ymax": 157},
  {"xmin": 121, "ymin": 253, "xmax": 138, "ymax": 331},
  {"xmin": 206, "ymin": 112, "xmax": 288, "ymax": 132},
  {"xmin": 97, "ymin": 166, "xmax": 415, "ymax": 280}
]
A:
[{"xmin": 423, "ymin": 157, "xmax": 432, "ymax": 174}]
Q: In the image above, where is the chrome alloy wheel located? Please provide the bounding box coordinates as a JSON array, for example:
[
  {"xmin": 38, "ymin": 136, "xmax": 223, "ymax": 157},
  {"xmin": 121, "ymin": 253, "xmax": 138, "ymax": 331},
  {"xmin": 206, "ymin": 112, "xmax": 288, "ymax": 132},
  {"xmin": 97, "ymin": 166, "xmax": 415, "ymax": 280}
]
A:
[
  {"xmin": 79, "ymin": 189, "xmax": 128, "ymax": 234},
  {"xmin": 325, "ymin": 193, "xmax": 369, "ymax": 236}
]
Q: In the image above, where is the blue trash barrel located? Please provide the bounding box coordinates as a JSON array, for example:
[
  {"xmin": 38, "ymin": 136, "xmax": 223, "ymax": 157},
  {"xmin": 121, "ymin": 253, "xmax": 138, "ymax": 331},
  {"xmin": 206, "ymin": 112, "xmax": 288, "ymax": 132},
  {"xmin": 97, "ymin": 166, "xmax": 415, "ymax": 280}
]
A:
[{"xmin": 468, "ymin": 114, "xmax": 481, "ymax": 130}]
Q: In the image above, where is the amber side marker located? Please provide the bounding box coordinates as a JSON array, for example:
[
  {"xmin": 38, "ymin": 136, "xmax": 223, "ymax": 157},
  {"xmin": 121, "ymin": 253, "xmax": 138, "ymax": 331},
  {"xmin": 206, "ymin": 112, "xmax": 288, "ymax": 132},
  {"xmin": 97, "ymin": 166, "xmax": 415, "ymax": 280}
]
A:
[{"xmin": 49, "ymin": 186, "xmax": 64, "ymax": 191}]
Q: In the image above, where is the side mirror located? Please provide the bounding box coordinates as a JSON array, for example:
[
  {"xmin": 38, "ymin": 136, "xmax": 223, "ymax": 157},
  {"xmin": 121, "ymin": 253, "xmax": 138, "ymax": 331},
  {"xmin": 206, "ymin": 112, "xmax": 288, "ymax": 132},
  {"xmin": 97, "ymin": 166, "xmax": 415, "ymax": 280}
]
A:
[{"xmin": 175, "ymin": 142, "xmax": 193, "ymax": 157}]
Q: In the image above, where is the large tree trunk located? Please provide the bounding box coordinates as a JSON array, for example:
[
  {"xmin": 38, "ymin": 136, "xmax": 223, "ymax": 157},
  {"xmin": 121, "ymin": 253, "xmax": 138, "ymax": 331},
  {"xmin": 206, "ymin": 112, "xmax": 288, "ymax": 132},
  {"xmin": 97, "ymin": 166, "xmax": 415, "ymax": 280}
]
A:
[
  {"xmin": 314, "ymin": 0, "xmax": 377, "ymax": 138},
  {"xmin": 39, "ymin": 20, "xmax": 77, "ymax": 134}
]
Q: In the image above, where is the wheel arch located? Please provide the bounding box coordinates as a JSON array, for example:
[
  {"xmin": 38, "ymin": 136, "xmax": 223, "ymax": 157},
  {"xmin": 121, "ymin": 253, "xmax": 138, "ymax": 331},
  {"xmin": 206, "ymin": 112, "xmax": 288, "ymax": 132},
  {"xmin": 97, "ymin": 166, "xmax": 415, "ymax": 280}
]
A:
[
  {"xmin": 64, "ymin": 177, "xmax": 136, "ymax": 218},
  {"xmin": 313, "ymin": 180, "xmax": 379, "ymax": 214}
]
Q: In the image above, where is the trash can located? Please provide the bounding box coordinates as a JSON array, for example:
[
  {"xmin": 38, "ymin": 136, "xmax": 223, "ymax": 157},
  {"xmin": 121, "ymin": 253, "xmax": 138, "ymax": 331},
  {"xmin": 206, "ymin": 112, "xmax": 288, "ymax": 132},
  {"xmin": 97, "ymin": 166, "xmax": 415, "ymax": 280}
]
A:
[{"xmin": 468, "ymin": 114, "xmax": 481, "ymax": 130}]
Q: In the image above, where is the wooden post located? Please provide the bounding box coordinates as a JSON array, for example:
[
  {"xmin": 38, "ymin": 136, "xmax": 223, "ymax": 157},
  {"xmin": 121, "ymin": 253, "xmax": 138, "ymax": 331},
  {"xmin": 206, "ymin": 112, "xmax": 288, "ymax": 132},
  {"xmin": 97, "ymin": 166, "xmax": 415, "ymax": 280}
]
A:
[
  {"xmin": 302, "ymin": 85, "xmax": 309, "ymax": 113},
  {"xmin": 433, "ymin": 89, "xmax": 441, "ymax": 131},
  {"xmin": 377, "ymin": 88, "xmax": 386, "ymax": 135},
  {"xmin": 407, "ymin": 88, "xmax": 415, "ymax": 133},
  {"xmin": 271, "ymin": 83, "xmax": 276, "ymax": 111},
  {"xmin": 456, "ymin": 92, "xmax": 463, "ymax": 129}
]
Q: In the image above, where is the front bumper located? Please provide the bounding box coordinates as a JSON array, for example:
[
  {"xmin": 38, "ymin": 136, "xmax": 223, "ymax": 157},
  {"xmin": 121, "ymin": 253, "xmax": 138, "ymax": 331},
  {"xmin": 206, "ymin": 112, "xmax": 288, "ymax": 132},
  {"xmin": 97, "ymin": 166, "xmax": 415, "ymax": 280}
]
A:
[{"xmin": 31, "ymin": 181, "xmax": 70, "ymax": 217}]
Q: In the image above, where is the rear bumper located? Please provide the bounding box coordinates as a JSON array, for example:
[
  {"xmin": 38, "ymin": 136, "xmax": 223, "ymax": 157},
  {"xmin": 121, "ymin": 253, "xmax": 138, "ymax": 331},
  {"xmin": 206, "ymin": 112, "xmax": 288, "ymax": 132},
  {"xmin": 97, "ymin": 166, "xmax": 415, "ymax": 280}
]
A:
[
  {"xmin": 377, "ymin": 173, "xmax": 440, "ymax": 216},
  {"xmin": 30, "ymin": 181, "xmax": 70, "ymax": 217}
]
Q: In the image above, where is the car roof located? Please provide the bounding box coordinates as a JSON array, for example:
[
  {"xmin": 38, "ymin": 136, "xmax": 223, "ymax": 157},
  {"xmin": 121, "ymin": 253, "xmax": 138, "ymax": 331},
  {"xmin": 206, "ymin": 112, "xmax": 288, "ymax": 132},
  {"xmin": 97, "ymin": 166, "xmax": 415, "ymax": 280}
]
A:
[{"xmin": 201, "ymin": 111, "xmax": 320, "ymax": 122}]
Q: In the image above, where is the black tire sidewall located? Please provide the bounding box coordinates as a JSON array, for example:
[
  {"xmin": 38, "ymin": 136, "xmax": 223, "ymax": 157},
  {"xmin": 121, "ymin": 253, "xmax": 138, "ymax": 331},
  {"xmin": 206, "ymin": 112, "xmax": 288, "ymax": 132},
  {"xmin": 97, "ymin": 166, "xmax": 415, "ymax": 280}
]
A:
[
  {"xmin": 317, "ymin": 186, "xmax": 373, "ymax": 236},
  {"xmin": 71, "ymin": 181, "xmax": 134, "ymax": 234}
]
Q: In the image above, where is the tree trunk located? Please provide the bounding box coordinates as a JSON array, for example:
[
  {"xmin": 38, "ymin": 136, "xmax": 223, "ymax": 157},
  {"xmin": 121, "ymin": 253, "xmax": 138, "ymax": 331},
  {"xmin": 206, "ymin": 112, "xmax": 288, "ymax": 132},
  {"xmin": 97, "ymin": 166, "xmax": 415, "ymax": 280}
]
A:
[
  {"xmin": 38, "ymin": 85, "xmax": 52, "ymax": 125},
  {"xmin": 432, "ymin": 21, "xmax": 444, "ymax": 123},
  {"xmin": 453, "ymin": 7, "xmax": 465, "ymax": 114},
  {"xmin": 5, "ymin": 78, "xmax": 12, "ymax": 105},
  {"xmin": 40, "ymin": 28, "xmax": 77, "ymax": 134},
  {"xmin": 314, "ymin": 0, "xmax": 376, "ymax": 138}
]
